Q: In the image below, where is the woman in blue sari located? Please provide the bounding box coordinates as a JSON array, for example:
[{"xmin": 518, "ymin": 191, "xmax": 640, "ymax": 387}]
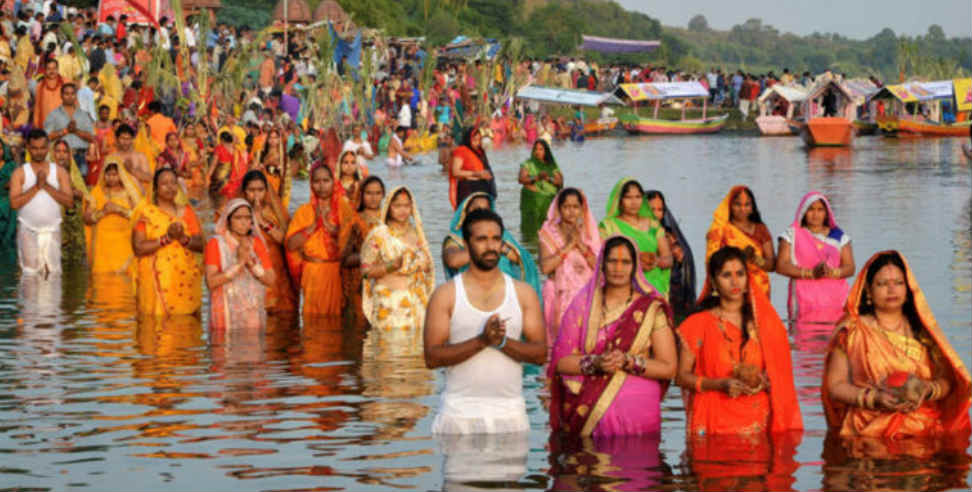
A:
[{"xmin": 442, "ymin": 191, "xmax": 542, "ymax": 297}]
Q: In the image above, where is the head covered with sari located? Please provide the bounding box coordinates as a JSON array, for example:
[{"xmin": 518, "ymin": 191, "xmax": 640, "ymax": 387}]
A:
[
  {"xmin": 823, "ymin": 251, "xmax": 971, "ymax": 436},
  {"xmin": 361, "ymin": 186, "xmax": 436, "ymax": 325},
  {"xmin": 548, "ymin": 235, "xmax": 673, "ymax": 434},
  {"xmin": 445, "ymin": 191, "xmax": 542, "ymax": 296},
  {"xmin": 210, "ymin": 198, "xmax": 268, "ymax": 330},
  {"xmin": 785, "ymin": 191, "xmax": 850, "ymax": 322},
  {"xmin": 703, "ymin": 185, "xmax": 770, "ymax": 297},
  {"xmin": 540, "ymin": 188, "xmax": 601, "ymax": 264},
  {"xmin": 645, "ymin": 189, "xmax": 696, "ymax": 311},
  {"xmin": 599, "ymin": 177, "xmax": 670, "ymax": 296},
  {"xmin": 448, "ymin": 126, "xmax": 496, "ymax": 209}
]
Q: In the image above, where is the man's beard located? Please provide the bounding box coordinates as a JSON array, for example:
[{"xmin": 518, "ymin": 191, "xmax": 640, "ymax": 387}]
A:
[{"xmin": 470, "ymin": 249, "xmax": 500, "ymax": 271}]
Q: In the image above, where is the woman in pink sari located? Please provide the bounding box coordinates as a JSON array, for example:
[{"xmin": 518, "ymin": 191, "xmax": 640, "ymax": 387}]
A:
[
  {"xmin": 549, "ymin": 236, "xmax": 677, "ymax": 436},
  {"xmin": 539, "ymin": 188, "xmax": 601, "ymax": 345},
  {"xmin": 204, "ymin": 199, "xmax": 276, "ymax": 330},
  {"xmin": 775, "ymin": 191, "xmax": 855, "ymax": 323}
]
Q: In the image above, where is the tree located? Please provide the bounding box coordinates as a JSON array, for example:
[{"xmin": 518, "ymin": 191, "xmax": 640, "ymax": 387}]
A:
[
  {"xmin": 688, "ymin": 14, "xmax": 709, "ymax": 32},
  {"xmin": 926, "ymin": 24, "xmax": 945, "ymax": 42}
]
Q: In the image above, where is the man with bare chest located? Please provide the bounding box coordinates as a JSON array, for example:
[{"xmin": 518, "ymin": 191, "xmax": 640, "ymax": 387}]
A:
[{"xmin": 104, "ymin": 123, "xmax": 151, "ymax": 194}]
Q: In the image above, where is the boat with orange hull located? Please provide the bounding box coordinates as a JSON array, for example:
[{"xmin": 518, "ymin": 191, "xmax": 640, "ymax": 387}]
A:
[
  {"xmin": 790, "ymin": 117, "xmax": 854, "ymax": 147},
  {"xmin": 887, "ymin": 117, "xmax": 971, "ymax": 137},
  {"xmin": 584, "ymin": 117, "xmax": 619, "ymax": 135}
]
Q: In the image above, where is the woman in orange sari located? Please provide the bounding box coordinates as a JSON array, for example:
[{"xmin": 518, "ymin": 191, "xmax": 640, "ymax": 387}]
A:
[
  {"xmin": 285, "ymin": 164, "xmax": 354, "ymax": 317},
  {"xmin": 705, "ymin": 186, "xmax": 775, "ymax": 297},
  {"xmin": 336, "ymin": 150, "xmax": 365, "ymax": 209},
  {"xmin": 132, "ymin": 168, "xmax": 205, "ymax": 317},
  {"xmin": 242, "ymin": 170, "xmax": 297, "ymax": 315},
  {"xmin": 676, "ymin": 246, "xmax": 802, "ymax": 436},
  {"xmin": 822, "ymin": 251, "xmax": 971, "ymax": 439},
  {"xmin": 84, "ymin": 161, "xmax": 143, "ymax": 275},
  {"xmin": 449, "ymin": 127, "xmax": 496, "ymax": 210},
  {"xmin": 257, "ymin": 128, "xmax": 292, "ymax": 207}
]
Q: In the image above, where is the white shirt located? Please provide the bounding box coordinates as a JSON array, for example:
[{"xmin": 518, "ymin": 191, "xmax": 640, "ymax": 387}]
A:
[{"xmin": 397, "ymin": 104, "xmax": 412, "ymax": 128}]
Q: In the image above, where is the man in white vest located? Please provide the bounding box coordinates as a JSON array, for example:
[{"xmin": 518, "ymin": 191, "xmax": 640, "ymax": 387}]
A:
[
  {"xmin": 424, "ymin": 208, "xmax": 546, "ymax": 434},
  {"xmin": 9, "ymin": 129, "xmax": 73, "ymax": 279}
]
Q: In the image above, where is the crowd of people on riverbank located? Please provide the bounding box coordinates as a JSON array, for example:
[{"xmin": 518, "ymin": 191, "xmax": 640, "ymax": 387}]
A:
[{"xmin": 1, "ymin": 3, "xmax": 969, "ymax": 461}]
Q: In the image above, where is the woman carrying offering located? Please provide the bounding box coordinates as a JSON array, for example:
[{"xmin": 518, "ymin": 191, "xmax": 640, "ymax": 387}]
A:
[
  {"xmin": 242, "ymin": 170, "xmax": 297, "ymax": 314},
  {"xmin": 539, "ymin": 188, "xmax": 601, "ymax": 344},
  {"xmin": 442, "ymin": 192, "xmax": 542, "ymax": 297},
  {"xmin": 705, "ymin": 186, "xmax": 775, "ymax": 297},
  {"xmin": 132, "ymin": 168, "xmax": 205, "ymax": 317},
  {"xmin": 285, "ymin": 164, "xmax": 354, "ymax": 317},
  {"xmin": 360, "ymin": 186, "xmax": 435, "ymax": 330},
  {"xmin": 205, "ymin": 198, "xmax": 276, "ymax": 330},
  {"xmin": 549, "ymin": 236, "xmax": 677, "ymax": 436},
  {"xmin": 598, "ymin": 178, "xmax": 673, "ymax": 298},
  {"xmin": 518, "ymin": 139, "xmax": 562, "ymax": 240},
  {"xmin": 822, "ymin": 251, "xmax": 970, "ymax": 439},
  {"xmin": 776, "ymin": 191, "xmax": 854, "ymax": 323},
  {"xmin": 676, "ymin": 246, "xmax": 802, "ymax": 435}
]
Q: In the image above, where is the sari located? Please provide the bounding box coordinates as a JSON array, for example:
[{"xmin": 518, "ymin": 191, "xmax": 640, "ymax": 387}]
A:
[
  {"xmin": 205, "ymin": 199, "xmax": 271, "ymax": 331},
  {"xmin": 361, "ymin": 186, "xmax": 435, "ymax": 330},
  {"xmin": 134, "ymin": 203, "xmax": 203, "ymax": 317},
  {"xmin": 705, "ymin": 186, "xmax": 772, "ymax": 297},
  {"xmin": 781, "ymin": 191, "xmax": 851, "ymax": 323},
  {"xmin": 646, "ymin": 190, "xmax": 697, "ymax": 318},
  {"xmin": 255, "ymin": 204, "xmax": 297, "ymax": 314},
  {"xmin": 444, "ymin": 192, "xmax": 542, "ymax": 297},
  {"xmin": 598, "ymin": 178, "xmax": 670, "ymax": 297},
  {"xmin": 519, "ymin": 139, "xmax": 560, "ymax": 240},
  {"xmin": 678, "ymin": 276, "xmax": 802, "ymax": 435},
  {"xmin": 87, "ymin": 163, "xmax": 143, "ymax": 274},
  {"xmin": 822, "ymin": 251, "xmax": 971, "ymax": 439},
  {"xmin": 209, "ymin": 143, "xmax": 248, "ymax": 203},
  {"xmin": 0, "ymin": 143, "xmax": 18, "ymax": 249},
  {"xmin": 284, "ymin": 186, "xmax": 354, "ymax": 316},
  {"xmin": 448, "ymin": 128, "xmax": 496, "ymax": 210},
  {"xmin": 549, "ymin": 236, "xmax": 673, "ymax": 436},
  {"xmin": 539, "ymin": 189, "xmax": 601, "ymax": 345},
  {"xmin": 341, "ymin": 209, "xmax": 381, "ymax": 322}
]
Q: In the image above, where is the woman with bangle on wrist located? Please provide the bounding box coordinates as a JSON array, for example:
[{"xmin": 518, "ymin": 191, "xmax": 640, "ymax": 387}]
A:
[
  {"xmin": 205, "ymin": 199, "xmax": 276, "ymax": 330},
  {"xmin": 443, "ymin": 192, "xmax": 542, "ymax": 298},
  {"xmin": 822, "ymin": 251, "xmax": 971, "ymax": 439},
  {"xmin": 85, "ymin": 162, "xmax": 142, "ymax": 275},
  {"xmin": 285, "ymin": 164, "xmax": 354, "ymax": 317},
  {"xmin": 676, "ymin": 246, "xmax": 802, "ymax": 436},
  {"xmin": 539, "ymin": 188, "xmax": 600, "ymax": 345},
  {"xmin": 776, "ymin": 191, "xmax": 854, "ymax": 324},
  {"xmin": 242, "ymin": 170, "xmax": 297, "ymax": 314},
  {"xmin": 549, "ymin": 236, "xmax": 677, "ymax": 436},
  {"xmin": 518, "ymin": 139, "xmax": 562, "ymax": 240},
  {"xmin": 705, "ymin": 186, "xmax": 775, "ymax": 297},
  {"xmin": 598, "ymin": 178, "xmax": 674, "ymax": 298},
  {"xmin": 361, "ymin": 186, "xmax": 435, "ymax": 330},
  {"xmin": 132, "ymin": 168, "xmax": 205, "ymax": 317}
]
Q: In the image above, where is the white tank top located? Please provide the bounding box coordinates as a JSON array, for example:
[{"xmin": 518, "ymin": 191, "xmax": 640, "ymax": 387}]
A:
[
  {"xmin": 18, "ymin": 162, "xmax": 62, "ymax": 230},
  {"xmin": 432, "ymin": 273, "xmax": 529, "ymax": 434}
]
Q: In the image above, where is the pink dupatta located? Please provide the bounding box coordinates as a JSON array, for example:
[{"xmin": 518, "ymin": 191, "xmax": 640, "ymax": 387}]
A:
[
  {"xmin": 785, "ymin": 192, "xmax": 850, "ymax": 323},
  {"xmin": 548, "ymin": 236, "xmax": 673, "ymax": 436},
  {"xmin": 539, "ymin": 189, "xmax": 602, "ymax": 345}
]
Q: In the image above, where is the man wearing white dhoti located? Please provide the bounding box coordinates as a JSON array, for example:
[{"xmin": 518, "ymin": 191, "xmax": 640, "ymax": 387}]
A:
[
  {"xmin": 424, "ymin": 208, "xmax": 546, "ymax": 434},
  {"xmin": 9, "ymin": 129, "xmax": 74, "ymax": 279}
]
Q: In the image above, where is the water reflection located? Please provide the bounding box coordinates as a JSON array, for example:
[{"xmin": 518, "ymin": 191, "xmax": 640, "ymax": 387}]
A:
[
  {"xmin": 549, "ymin": 433, "xmax": 668, "ymax": 491},
  {"xmin": 683, "ymin": 431, "xmax": 802, "ymax": 491},
  {"xmin": 821, "ymin": 431, "xmax": 972, "ymax": 491},
  {"xmin": 439, "ymin": 432, "xmax": 529, "ymax": 491}
]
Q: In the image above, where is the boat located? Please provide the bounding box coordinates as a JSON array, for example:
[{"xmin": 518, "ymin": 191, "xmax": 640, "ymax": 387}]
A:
[
  {"xmin": 583, "ymin": 117, "xmax": 618, "ymax": 135},
  {"xmin": 866, "ymin": 79, "xmax": 972, "ymax": 137},
  {"xmin": 616, "ymin": 81, "xmax": 728, "ymax": 135},
  {"xmin": 853, "ymin": 119, "xmax": 878, "ymax": 135},
  {"xmin": 792, "ymin": 76, "xmax": 865, "ymax": 147},
  {"xmin": 515, "ymin": 85, "xmax": 625, "ymax": 139},
  {"xmin": 755, "ymin": 85, "xmax": 808, "ymax": 135}
]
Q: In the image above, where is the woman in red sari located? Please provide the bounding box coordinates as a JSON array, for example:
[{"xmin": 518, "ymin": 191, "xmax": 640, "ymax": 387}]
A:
[
  {"xmin": 822, "ymin": 251, "xmax": 970, "ymax": 439},
  {"xmin": 676, "ymin": 246, "xmax": 802, "ymax": 436},
  {"xmin": 449, "ymin": 127, "xmax": 496, "ymax": 210},
  {"xmin": 208, "ymin": 131, "xmax": 248, "ymax": 210}
]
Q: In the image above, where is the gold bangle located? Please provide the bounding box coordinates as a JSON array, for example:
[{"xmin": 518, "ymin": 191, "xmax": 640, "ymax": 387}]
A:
[
  {"xmin": 856, "ymin": 388, "xmax": 866, "ymax": 408},
  {"xmin": 866, "ymin": 388, "xmax": 877, "ymax": 410}
]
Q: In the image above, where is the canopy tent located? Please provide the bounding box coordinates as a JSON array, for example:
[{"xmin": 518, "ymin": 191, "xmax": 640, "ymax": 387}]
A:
[
  {"xmin": 618, "ymin": 81, "xmax": 709, "ymax": 102},
  {"xmin": 954, "ymin": 78, "xmax": 972, "ymax": 111},
  {"xmin": 439, "ymin": 36, "xmax": 501, "ymax": 60},
  {"xmin": 516, "ymin": 86, "xmax": 624, "ymax": 107},
  {"xmin": 841, "ymin": 79, "xmax": 879, "ymax": 104},
  {"xmin": 869, "ymin": 80, "xmax": 955, "ymax": 103},
  {"xmin": 757, "ymin": 84, "xmax": 808, "ymax": 105},
  {"xmin": 579, "ymin": 35, "xmax": 660, "ymax": 53}
]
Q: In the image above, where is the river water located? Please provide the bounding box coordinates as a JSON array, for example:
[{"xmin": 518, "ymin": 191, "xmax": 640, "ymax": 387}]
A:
[{"xmin": 1, "ymin": 134, "xmax": 969, "ymax": 491}]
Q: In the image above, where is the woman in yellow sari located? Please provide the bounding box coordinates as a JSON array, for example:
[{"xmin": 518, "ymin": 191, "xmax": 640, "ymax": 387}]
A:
[
  {"xmin": 84, "ymin": 161, "xmax": 143, "ymax": 275},
  {"xmin": 360, "ymin": 186, "xmax": 435, "ymax": 330},
  {"xmin": 705, "ymin": 186, "xmax": 776, "ymax": 297},
  {"xmin": 823, "ymin": 251, "xmax": 971, "ymax": 439},
  {"xmin": 132, "ymin": 168, "xmax": 205, "ymax": 317},
  {"xmin": 285, "ymin": 164, "xmax": 355, "ymax": 317}
]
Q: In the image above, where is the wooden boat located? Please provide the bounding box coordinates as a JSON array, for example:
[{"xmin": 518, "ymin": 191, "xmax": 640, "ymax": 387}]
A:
[
  {"xmin": 794, "ymin": 77, "xmax": 863, "ymax": 147},
  {"xmin": 897, "ymin": 119, "xmax": 971, "ymax": 137},
  {"xmin": 790, "ymin": 117, "xmax": 854, "ymax": 147},
  {"xmin": 853, "ymin": 119, "xmax": 878, "ymax": 135},
  {"xmin": 621, "ymin": 113, "xmax": 728, "ymax": 134},
  {"xmin": 515, "ymin": 86, "xmax": 624, "ymax": 139},
  {"xmin": 584, "ymin": 117, "xmax": 618, "ymax": 135},
  {"xmin": 616, "ymin": 81, "xmax": 727, "ymax": 135},
  {"xmin": 867, "ymin": 80, "xmax": 971, "ymax": 137},
  {"xmin": 756, "ymin": 85, "xmax": 807, "ymax": 135}
]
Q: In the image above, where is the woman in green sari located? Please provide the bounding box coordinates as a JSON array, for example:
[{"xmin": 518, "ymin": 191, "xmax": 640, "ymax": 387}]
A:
[
  {"xmin": 518, "ymin": 139, "xmax": 562, "ymax": 240},
  {"xmin": 0, "ymin": 141, "xmax": 17, "ymax": 250},
  {"xmin": 598, "ymin": 177, "xmax": 673, "ymax": 297}
]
